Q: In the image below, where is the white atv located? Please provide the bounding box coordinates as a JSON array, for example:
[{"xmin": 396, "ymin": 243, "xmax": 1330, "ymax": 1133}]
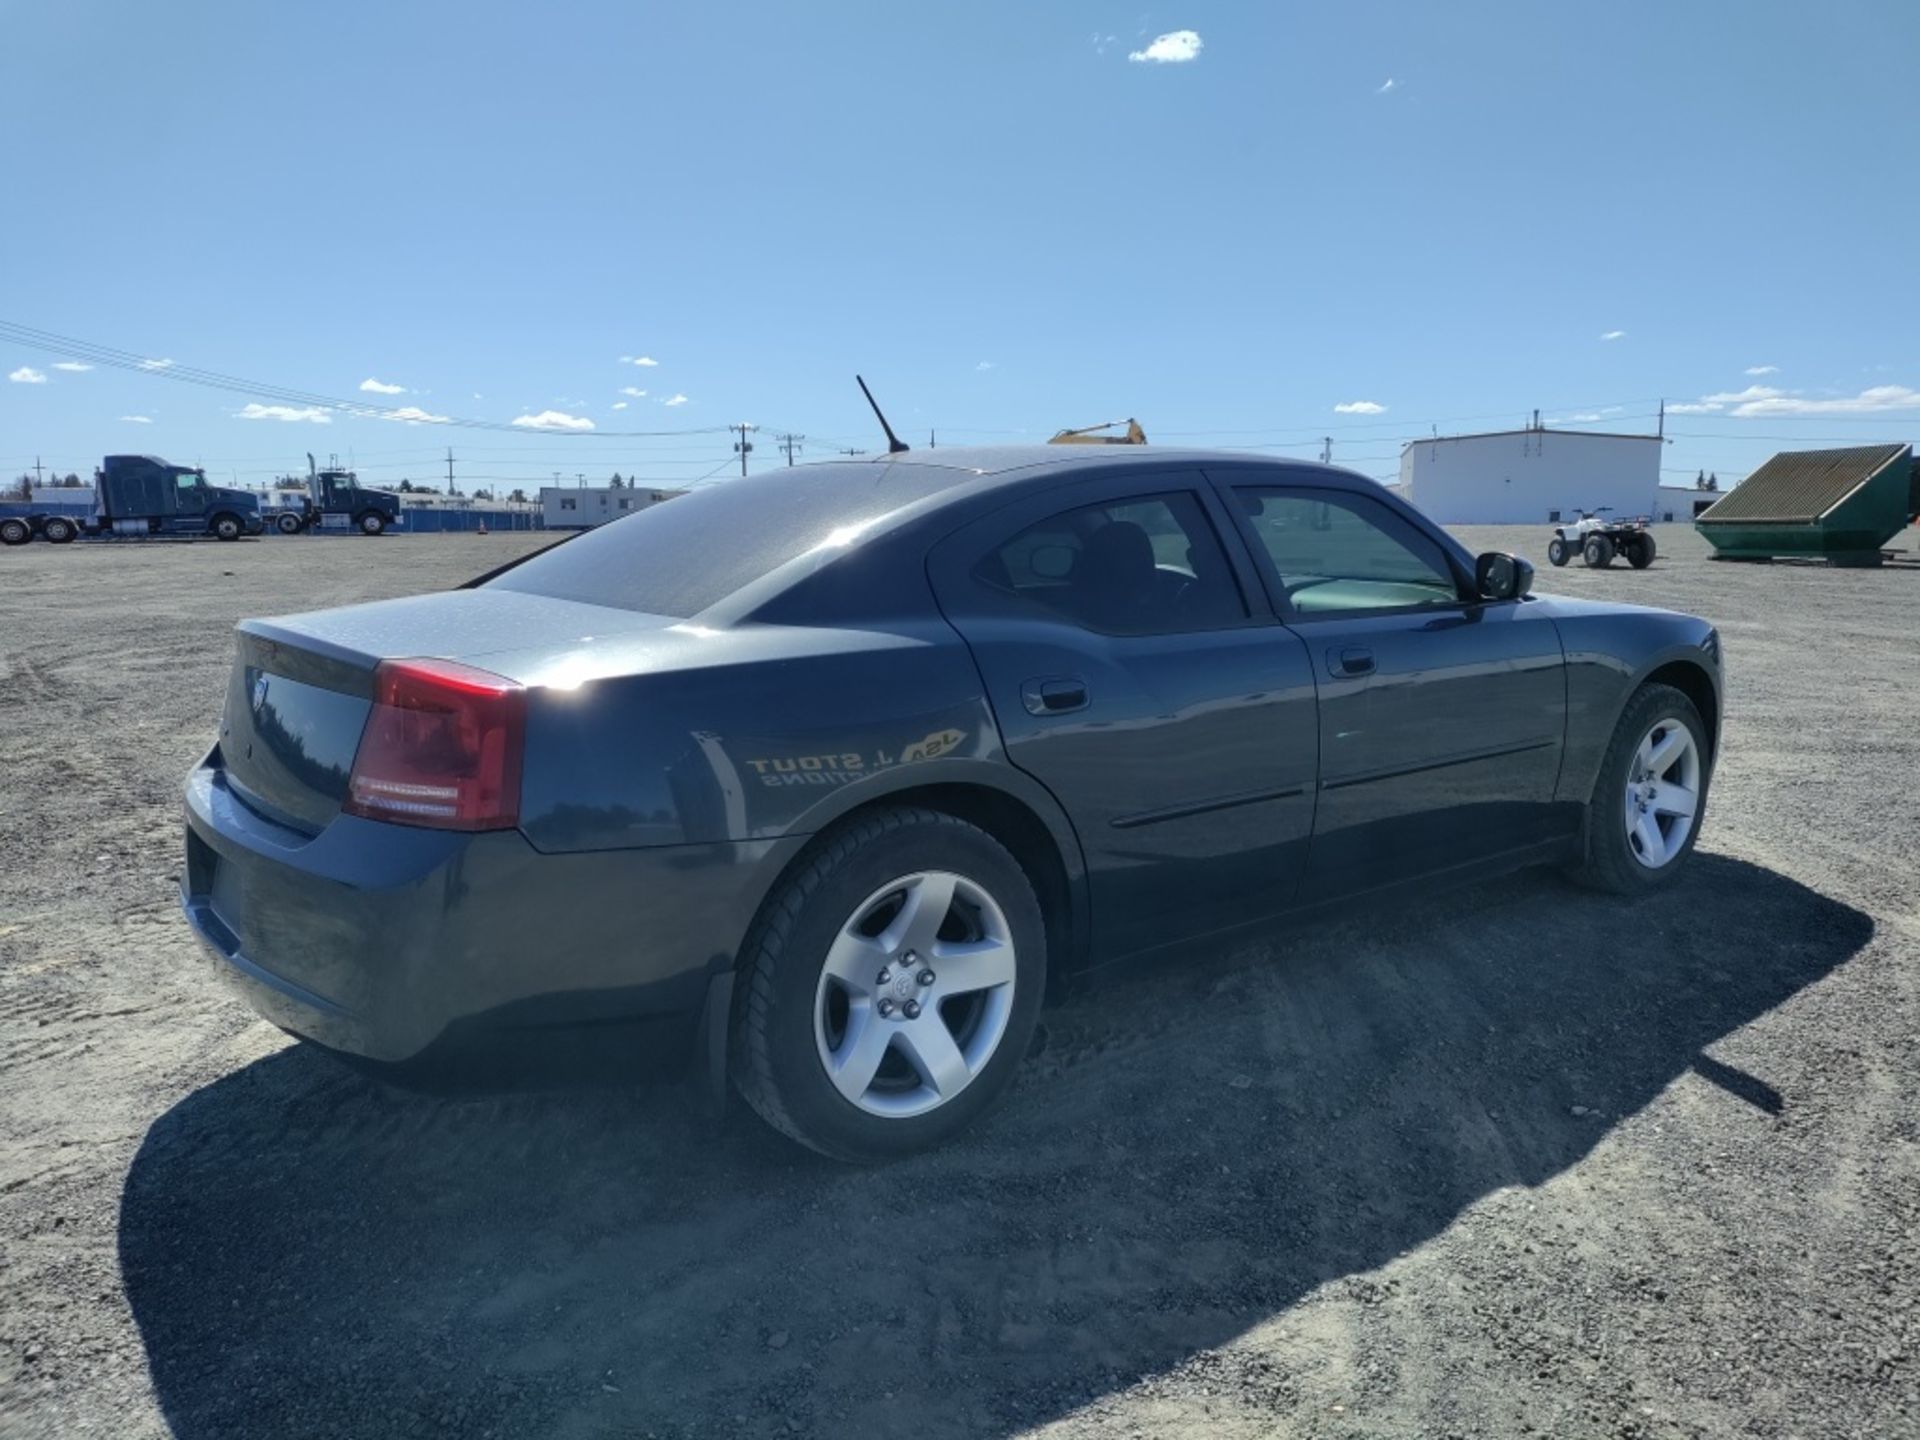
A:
[{"xmin": 1547, "ymin": 510, "xmax": 1656, "ymax": 570}]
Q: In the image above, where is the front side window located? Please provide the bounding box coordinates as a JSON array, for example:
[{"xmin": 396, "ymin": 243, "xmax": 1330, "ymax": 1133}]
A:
[
  {"xmin": 1235, "ymin": 487, "xmax": 1460, "ymax": 614},
  {"xmin": 175, "ymin": 473, "xmax": 201, "ymax": 493},
  {"xmin": 973, "ymin": 491, "xmax": 1244, "ymax": 635}
]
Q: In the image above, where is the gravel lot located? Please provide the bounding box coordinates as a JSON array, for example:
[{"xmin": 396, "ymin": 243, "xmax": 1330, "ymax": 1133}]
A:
[{"xmin": 1, "ymin": 523, "xmax": 1915, "ymax": 1439}]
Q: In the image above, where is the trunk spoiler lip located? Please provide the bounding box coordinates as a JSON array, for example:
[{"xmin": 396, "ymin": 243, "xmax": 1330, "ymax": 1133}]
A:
[{"xmin": 234, "ymin": 620, "xmax": 380, "ymax": 698}]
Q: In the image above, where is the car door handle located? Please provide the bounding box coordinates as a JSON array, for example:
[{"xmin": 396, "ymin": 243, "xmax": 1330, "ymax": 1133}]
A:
[
  {"xmin": 1327, "ymin": 646, "xmax": 1375, "ymax": 678},
  {"xmin": 1021, "ymin": 677, "xmax": 1089, "ymax": 716}
]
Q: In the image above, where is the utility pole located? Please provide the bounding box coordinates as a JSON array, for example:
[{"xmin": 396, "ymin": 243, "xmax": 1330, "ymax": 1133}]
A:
[
  {"xmin": 1320, "ymin": 437, "xmax": 1332, "ymax": 464},
  {"xmin": 1657, "ymin": 398, "xmax": 1665, "ymax": 440},
  {"xmin": 445, "ymin": 447, "xmax": 455, "ymax": 494},
  {"xmin": 929, "ymin": 429, "xmax": 936, "ymax": 449},
  {"xmin": 730, "ymin": 422, "xmax": 756, "ymax": 477},
  {"xmin": 774, "ymin": 433, "xmax": 805, "ymax": 467},
  {"xmin": 32, "ymin": 457, "xmax": 45, "ymax": 491}
]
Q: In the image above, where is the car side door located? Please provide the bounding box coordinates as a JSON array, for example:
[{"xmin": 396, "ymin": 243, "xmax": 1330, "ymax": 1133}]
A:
[
  {"xmin": 928, "ymin": 471, "xmax": 1320, "ymax": 962},
  {"xmin": 1212, "ymin": 475, "xmax": 1569, "ymax": 896}
]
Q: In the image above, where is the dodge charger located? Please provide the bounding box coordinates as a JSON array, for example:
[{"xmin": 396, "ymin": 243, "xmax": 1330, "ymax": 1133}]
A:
[{"xmin": 181, "ymin": 447, "xmax": 1722, "ymax": 1160}]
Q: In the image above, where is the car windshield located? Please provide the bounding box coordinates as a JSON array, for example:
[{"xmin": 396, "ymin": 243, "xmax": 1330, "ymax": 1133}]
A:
[{"xmin": 483, "ymin": 462, "xmax": 959, "ymax": 617}]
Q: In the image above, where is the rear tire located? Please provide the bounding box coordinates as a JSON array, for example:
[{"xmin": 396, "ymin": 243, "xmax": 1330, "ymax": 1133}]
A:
[
  {"xmin": 1628, "ymin": 533, "xmax": 1656, "ymax": 569},
  {"xmin": 1547, "ymin": 537, "xmax": 1570, "ymax": 567},
  {"xmin": 0, "ymin": 518, "xmax": 29, "ymax": 546},
  {"xmin": 732, "ymin": 806, "xmax": 1046, "ymax": 1163},
  {"xmin": 42, "ymin": 517, "xmax": 77, "ymax": 544},
  {"xmin": 1583, "ymin": 535, "xmax": 1614, "ymax": 568},
  {"xmin": 1566, "ymin": 682, "xmax": 1709, "ymax": 894}
]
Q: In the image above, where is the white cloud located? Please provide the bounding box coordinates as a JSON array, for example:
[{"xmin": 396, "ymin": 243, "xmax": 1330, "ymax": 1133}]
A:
[
  {"xmin": 8, "ymin": 365, "xmax": 47, "ymax": 384},
  {"xmin": 359, "ymin": 377, "xmax": 407, "ymax": 395},
  {"xmin": 1745, "ymin": 365, "xmax": 1779, "ymax": 376},
  {"xmin": 1600, "ymin": 330, "xmax": 1626, "ymax": 341},
  {"xmin": 1333, "ymin": 400, "xmax": 1386, "ymax": 415},
  {"xmin": 619, "ymin": 355, "xmax": 660, "ymax": 367},
  {"xmin": 52, "ymin": 361, "xmax": 92, "ymax": 372},
  {"xmin": 119, "ymin": 414, "xmax": 154, "ymax": 424},
  {"xmin": 661, "ymin": 393, "xmax": 689, "ymax": 407},
  {"xmin": 618, "ymin": 385, "xmax": 648, "ymax": 398},
  {"xmin": 1666, "ymin": 382, "xmax": 1920, "ymax": 418},
  {"xmin": 612, "ymin": 401, "xmax": 629, "ymax": 411},
  {"xmin": 382, "ymin": 405, "xmax": 449, "ymax": 425},
  {"xmin": 1699, "ymin": 385, "xmax": 1784, "ymax": 404},
  {"xmin": 512, "ymin": 409, "xmax": 595, "ymax": 431},
  {"xmin": 237, "ymin": 403, "xmax": 331, "ymax": 424},
  {"xmin": 1129, "ymin": 29, "xmax": 1202, "ymax": 63},
  {"xmin": 139, "ymin": 357, "xmax": 174, "ymax": 370},
  {"xmin": 1377, "ymin": 78, "xmax": 1397, "ymax": 94},
  {"xmin": 975, "ymin": 361, "xmax": 995, "ymax": 371},
  {"xmin": 1724, "ymin": 384, "xmax": 1920, "ymax": 418},
  {"xmin": 1092, "ymin": 32, "xmax": 1118, "ymax": 55}
]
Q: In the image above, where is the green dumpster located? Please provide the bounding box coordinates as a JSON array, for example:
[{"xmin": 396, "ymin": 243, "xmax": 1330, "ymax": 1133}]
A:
[{"xmin": 1696, "ymin": 443, "xmax": 1915, "ymax": 565}]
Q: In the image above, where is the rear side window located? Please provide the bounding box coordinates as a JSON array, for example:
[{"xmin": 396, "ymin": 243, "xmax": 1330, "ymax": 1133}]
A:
[
  {"xmin": 487, "ymin": 463, "xmax": 958, "ymax": 617},
  {"xmin": 973, "ymin": 491, "xmax": 1245, "ymax": 635},
  {"xmin": 1235, "ymin": 487, "xmax": 1460, "ymax": 614}
]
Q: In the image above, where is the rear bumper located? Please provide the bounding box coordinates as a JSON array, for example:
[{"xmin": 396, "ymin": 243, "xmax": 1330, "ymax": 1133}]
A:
[{"xmin": 181, "ymin": 756, "xmax": 796, "ymax": 1063}]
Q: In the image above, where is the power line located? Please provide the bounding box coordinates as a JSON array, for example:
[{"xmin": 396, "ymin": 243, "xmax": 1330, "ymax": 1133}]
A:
[{"xmin": 0, "ymin": 319, "xmax": 736, "ymax": 439}]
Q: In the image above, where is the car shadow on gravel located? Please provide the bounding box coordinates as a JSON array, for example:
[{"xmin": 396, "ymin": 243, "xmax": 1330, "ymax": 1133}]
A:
[{"xmin": 119, "ymin": 854, "xmax": 1869, "ymax": 1440}]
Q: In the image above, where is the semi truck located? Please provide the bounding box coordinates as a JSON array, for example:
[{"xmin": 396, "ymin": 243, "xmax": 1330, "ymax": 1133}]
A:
[
  {"xmin": 0, "ymin": 455, "xmax": 264, "ymax": 545},
  {"xmin": 271, "ymin": 455, "xmax": 402, "ymax": 535}
]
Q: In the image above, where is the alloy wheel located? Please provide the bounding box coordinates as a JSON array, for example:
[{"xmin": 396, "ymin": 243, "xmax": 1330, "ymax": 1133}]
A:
[
  {"xmin": 813, "ymin": 870, "xmax": 1017, "ymax": 1119},
  {"xmin": 1623, "ymin": 719, "xmax": 1701, "ymax": 868}
]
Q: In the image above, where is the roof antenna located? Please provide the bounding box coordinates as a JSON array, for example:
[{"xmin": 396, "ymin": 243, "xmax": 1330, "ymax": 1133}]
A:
[{"xmin": 856, "ymin": 375, "xmax": 910, "ymax": 454}]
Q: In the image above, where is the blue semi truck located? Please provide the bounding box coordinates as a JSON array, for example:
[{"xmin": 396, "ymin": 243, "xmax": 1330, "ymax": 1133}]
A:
[
  {"xmin": 270, "ymin": 454, "xmax": 402, "ymax": 535},
  {"xmin": 1, "ymin": 455, "xmax": 264, "ymax": 545}
]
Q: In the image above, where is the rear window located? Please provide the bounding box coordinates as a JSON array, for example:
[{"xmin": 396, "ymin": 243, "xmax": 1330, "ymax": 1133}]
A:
[{"xmin": 484, "ymin": 463, "xmax": 959, "ymax": 617}]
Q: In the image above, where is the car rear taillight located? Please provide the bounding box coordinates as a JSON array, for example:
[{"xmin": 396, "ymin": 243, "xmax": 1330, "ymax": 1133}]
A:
[{"xmin": 343, "ymin": 658, "xmax": 525, "ymax": 831}]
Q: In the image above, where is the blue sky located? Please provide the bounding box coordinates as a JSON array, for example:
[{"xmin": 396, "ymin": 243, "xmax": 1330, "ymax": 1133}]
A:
[{"xmin": 3, "ymin": 1, "xmax": 1915, "ymax": 495}]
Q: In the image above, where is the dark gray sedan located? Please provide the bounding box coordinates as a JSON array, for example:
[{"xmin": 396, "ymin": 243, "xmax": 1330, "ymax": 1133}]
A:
[{"xmin": 181, "ymin": 447, "xmax": 1721, "ymax": 1160}]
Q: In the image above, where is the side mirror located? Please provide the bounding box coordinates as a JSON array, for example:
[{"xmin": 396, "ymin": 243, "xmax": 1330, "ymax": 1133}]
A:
[{"xmin": 1475, "ymin": 551, "xmax": 1533, "ymax": 601}]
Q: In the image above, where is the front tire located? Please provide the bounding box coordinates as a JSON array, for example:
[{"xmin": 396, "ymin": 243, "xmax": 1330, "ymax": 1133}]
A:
[
  {"xmin": 1566, "ymin": 682, "xmax": 1709, "ymax": 894},
  {"xmin": 1583, "ymin": 534, "xmax": 1614, "ymax": 568},
  {"xmin": 212, "ymin": 514, "xmax": 242, "ymax": 541},
  {"xmin": 732, "ymin": 806, "xmax": 1046, "ymax": 1162},
  {"xmin": 1547, "ymin": 537, "xmax": 1570, "ymax": 567},
  {"xmin": 358, "ymin": 511, "xmax": 386, "ymax": 535}
]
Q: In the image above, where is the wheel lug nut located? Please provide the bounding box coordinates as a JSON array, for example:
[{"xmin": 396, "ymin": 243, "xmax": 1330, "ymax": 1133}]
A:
[
  {"xmin": 877, "ymin": 998, "xmax": 894, "ymax": 1017},
  {"xmin": 917, "ymin": 969, "xmax": 936, "ymax": 986},
  {"xmin": 903, "ymin": 1000, "xmax": 922, "ymax": 1020},
  {"xmin": 876, "ymin": 968, "xmax": 891, "ymax": 984}
]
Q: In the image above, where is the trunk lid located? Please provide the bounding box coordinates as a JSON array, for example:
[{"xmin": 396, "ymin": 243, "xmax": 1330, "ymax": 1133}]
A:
[{"xmin": 218, "ymin": 589, "xmax": 674, "ymax": 832}]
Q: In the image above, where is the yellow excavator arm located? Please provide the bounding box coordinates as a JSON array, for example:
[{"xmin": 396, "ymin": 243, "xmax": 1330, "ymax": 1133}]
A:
[{"xmin": 1047, "ymin": 418, "xmax": 1148, "ymax": 445}]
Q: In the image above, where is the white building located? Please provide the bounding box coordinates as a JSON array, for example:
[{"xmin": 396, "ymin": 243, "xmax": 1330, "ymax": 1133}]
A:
[
  {"xmin": 1396, "ymin": 427, "xmax": 1662, "ymax": 525},
  {"xmin": 540, "ymin": 485, "xmax": 685, "ymax": 530}
]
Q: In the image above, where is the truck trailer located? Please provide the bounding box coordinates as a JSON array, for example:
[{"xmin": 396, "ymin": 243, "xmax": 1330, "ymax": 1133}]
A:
[{"xmin": 1, "ymin": 456, "xmax": 264, "ymax": 545}]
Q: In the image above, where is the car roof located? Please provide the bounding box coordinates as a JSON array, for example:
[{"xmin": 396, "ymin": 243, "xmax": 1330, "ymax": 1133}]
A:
[{"xmin": 852, "ymin": 444, "xmax": 1379, "ymax": 492}]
